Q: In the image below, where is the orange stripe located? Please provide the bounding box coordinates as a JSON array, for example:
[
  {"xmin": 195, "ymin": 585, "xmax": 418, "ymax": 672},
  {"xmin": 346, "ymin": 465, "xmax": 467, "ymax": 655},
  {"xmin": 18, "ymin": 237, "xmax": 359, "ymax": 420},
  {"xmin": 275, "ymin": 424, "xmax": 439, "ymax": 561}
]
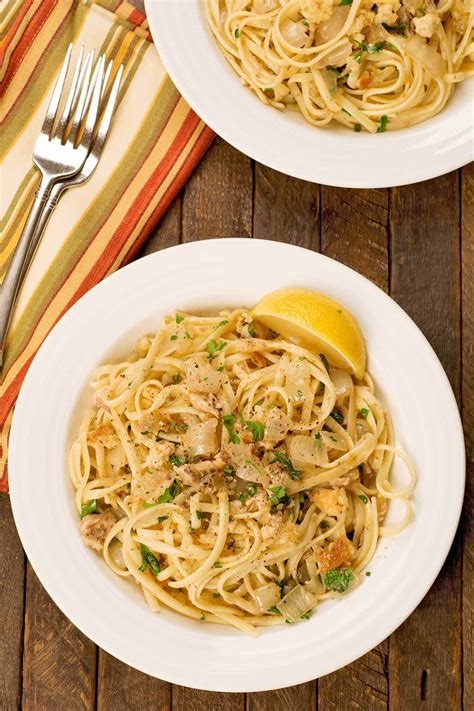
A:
[
  {"xmin": 0, "ymin": 0, "xmax": 34, "ymax": 74},
  {"xmin": 1, "ymin": 0, "xmax": 56, "ymax": 96}
]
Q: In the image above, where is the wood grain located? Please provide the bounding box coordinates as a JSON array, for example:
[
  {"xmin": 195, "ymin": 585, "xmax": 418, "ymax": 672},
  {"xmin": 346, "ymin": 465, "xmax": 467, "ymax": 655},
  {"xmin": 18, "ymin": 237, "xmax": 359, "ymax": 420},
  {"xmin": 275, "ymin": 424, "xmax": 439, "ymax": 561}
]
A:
[
  {"xmin": 172, "ymin": 687, "xmax": 244, "ymax": 711},
  {"xmin": 248, "ymin": 683, "xmax": 317, "ymax": 711},
  {"xmin": 22, "ymin": 564, "xmax": 97, "ymax": 711},
  {"xmin": 253, "ymin": 165, "xmax": 320, "ymax": 249},
  {"xmin": 388, "ymin": 172, "xmax": 462, "ymax": 711},
  {"xmin": 181, "ymin": 138, "xmax": 253, "ymax": 242},
  {"xmin": 0, "ymin": 493, "xmax": 25, "ymax": 711},
  {"xmin": 318, "ymin": 186, "xmax": 390, "ymax": 711},
  {"xmin": 461, "ymin": 162, "xmax": 474, "ymax": 711}
]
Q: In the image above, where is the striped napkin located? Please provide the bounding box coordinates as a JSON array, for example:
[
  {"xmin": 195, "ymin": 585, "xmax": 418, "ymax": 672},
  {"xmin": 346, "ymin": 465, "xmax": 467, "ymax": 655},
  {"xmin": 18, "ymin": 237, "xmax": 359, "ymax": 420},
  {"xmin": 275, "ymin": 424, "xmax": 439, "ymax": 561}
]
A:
[{"xmin": 0, "ymin": 0, "xmax": 214, "ymax": 492}]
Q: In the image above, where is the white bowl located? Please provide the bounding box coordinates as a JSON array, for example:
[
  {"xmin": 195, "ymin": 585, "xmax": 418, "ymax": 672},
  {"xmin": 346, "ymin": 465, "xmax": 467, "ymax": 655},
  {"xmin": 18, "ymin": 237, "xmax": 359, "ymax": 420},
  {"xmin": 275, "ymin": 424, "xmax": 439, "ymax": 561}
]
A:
[
  {"xmin": 9, "ymin": 239, "xmax": 465, "ymax": 691},
  {"xmin": 144, "ymin": 0, "xmax": 474, "ymax": 188}
]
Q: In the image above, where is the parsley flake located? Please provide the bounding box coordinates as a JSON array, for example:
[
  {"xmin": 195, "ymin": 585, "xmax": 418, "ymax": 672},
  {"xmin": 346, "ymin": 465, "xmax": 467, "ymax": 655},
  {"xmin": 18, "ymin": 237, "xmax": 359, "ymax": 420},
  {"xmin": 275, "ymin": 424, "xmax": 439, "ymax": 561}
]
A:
[
  {"xmin": 80, "ymin": 500, "xmax": 98, "ymax": 518},
  {"xmin": 269, "ymin": 451, "xmax": 301, "ymax": 480},
  {"xmin": 139, "ymin": 544, "xmax": 161, "ymax": 576},
  {"xmin": 222, "ymin": 414, "xmax": 240, "ymax": 444},
  {"xmin": 324, "ymin": 568, "xmax": 354, "ymax": 593},
  {"xmin": 207, "ymin": 339, "xmax": 226, "ymax": 358}
]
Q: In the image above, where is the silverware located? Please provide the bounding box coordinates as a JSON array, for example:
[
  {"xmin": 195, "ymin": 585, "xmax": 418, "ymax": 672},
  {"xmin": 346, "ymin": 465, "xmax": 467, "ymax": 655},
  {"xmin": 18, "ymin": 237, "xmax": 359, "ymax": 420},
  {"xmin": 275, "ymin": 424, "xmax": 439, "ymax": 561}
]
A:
[
  {"xmin": 0, "ymin": 45, "xmax": 123, "ymax": 367},
  {"xmin": 23, "ymin": 62, "xmax": 124, "ymax": 289}
]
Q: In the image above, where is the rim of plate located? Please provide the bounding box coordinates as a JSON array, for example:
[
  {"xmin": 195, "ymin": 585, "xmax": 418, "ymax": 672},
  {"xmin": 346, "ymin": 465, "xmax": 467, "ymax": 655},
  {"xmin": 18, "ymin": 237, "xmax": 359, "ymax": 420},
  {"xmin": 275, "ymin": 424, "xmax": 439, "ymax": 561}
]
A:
[
  {"xmin": 9, "ymin": 239, "xmax": 465, "ymax": 692},
  {"xmin": 144, "ymin": 0, "xmax": 474, "ymax": 189}
]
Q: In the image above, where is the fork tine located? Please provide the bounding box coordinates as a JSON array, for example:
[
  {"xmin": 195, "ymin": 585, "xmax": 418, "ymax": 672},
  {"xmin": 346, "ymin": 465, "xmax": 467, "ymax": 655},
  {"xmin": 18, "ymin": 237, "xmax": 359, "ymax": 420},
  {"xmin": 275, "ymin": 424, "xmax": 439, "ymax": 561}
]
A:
[
  {"xmin": 41, "ymin": 43, "xmax": 73, "ymax": 138},
  {"xmin": 67, "ymin": 50, "xmax": 94, "ymax": 145},
  {"xmin": 53, "ymin": 46, "xmax": 84, "ymax": 142},
  {"xmin": 79, "ymin": 55, "xmax": 106, "ymax": 149},
  {"xmin": 102, "ymin": 60, "xmax": 113, "ymax": 98},
  {"xmin": 94, "ymin": 64, "xmax": 123, "ymax": 149},
  {"xmin": 78, "ymin": 53, "xmax": 106, "ymax": 123}
]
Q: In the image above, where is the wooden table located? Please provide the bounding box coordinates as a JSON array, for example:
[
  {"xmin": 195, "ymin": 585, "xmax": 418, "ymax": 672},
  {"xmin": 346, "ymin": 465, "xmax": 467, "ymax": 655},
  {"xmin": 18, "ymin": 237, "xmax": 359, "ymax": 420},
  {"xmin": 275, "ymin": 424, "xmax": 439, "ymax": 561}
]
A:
[{"xmin": 0, "ymin": 2, "xmax": 472, "ymax": 707}]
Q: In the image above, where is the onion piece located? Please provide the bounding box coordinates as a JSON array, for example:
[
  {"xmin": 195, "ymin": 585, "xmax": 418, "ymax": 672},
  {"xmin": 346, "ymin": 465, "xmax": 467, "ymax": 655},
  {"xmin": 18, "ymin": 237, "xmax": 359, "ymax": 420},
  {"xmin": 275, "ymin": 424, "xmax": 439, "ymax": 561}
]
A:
[
  {"xmin": 280, "ymin": 19, "xmax": 308, "ymax": 47},
  {"xmin": 404, "ymin": 35, "xmax": 445, "ymax": 78},
  {"xmin": 185, "ymin": 419, "xmax": 217, "ymax": 456},
  {"xmin": 252, "ymin": 0, "xmax": 278, "ymax": 12},
  {"xmin": 265, "ymin": 406, "xmax": 291, "ymax": 441},
  {"xmin": 276, "ymin": 583, "xmax": 315, "ymax": 622},
  {"xmin": 289, "ymin": 434, "xmax": 329, "ymax": 466},
  {"xmin": 109, "ymin": 539, "xmax": 126, "ymax": 569},
  {"xmin": 315, "ymin": 39, "xmax": 352, "ymax": 69},
  {"xmin": 329, "ymin": 367, "xmax": 352, "ymax": 396},
  {"xmin": 314, "ymin": 7, "xmax": 350, "ymax": 44},
  {"xmin": 254, "ymin": 582, "xmax": 281, "ymax": 612},
  {"xmin": 185, "ymin": 356, "xmax": 223, "ymax": 394},
  {"xmin": 285, "ymin": 359, "xmax": 311, "ymax": 402}
]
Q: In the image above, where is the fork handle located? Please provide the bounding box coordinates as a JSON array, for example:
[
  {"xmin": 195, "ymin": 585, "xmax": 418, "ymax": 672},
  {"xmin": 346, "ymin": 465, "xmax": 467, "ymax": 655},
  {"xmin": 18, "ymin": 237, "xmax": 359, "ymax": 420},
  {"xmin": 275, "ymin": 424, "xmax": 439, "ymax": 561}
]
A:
[{"xmin": 0, "ymin": 176, "xmax": 54, "ymax": 367}]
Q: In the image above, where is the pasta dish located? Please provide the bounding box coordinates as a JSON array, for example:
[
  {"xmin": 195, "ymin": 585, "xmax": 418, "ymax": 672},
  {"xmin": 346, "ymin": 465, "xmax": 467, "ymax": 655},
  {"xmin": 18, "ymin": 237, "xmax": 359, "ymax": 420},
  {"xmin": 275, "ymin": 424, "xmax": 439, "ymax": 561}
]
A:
[
  {"xmin": 69, "ymin": 305, "xmax": 415, "ymax": 634},
  {"xmin": 205, "ymin": 0, "xmax": 474, "ymax": 132}
]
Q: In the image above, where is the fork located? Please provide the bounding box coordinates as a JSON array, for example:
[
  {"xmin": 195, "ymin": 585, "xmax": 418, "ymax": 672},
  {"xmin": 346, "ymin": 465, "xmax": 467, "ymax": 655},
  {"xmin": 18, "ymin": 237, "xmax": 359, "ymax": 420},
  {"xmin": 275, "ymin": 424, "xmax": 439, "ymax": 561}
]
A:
[
  {"xmin": 21, "ymin": 62, "xmax": 124, "ymax": 300},
  {"xmin": 0, "ymin": 46, "xmax": 121, "ymax": 366}
]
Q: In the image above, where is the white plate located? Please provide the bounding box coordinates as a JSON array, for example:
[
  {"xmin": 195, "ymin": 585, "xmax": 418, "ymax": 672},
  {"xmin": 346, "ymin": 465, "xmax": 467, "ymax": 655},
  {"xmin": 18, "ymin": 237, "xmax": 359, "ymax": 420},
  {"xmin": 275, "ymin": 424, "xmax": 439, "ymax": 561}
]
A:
[
  {"xmin": 9, "ymin": 239, "xmax": 465, "ymax": 692},
  {"xmin": 144, "ymin": 0, "xmax": 474, "ymax": 188}
]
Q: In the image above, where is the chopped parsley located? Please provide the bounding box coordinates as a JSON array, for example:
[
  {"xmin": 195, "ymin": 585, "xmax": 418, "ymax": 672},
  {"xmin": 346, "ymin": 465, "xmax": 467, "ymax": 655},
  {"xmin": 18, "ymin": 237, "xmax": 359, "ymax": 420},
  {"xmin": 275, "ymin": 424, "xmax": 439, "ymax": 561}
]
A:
[
  {"xmin": 269, "ymin": 451, "xmax": 301, "ymax": 480},
  {"xmin": 224, "ymin": 466, "xmax": 234, "ymax": 475},
  {"xmin": 321, "ymin": 521, "xmax": 329, "ymax": 529},
  {"xmin": 366, "ymin": 571, "xmax": 371, "ymax": 576},
  {"xmin": 269, "ymin": 485, "xmax": 290, "ymax": 510},
  {"xmin": 80, "ymin": 500, "xmax": 98, "ymax": 518},
  {"xmin": 157, "ymin": 515, "xmax": 168, "ymax": 524},
  {"xmin": 239, "ymin": 484, "xmax": 257, "ymax": 503},
  {"xmin": 175, "ymin": 314, "xmax": 184, "ymax": 324},
  {"xmin": 417, "ymin": 7, "xmax": 426, "ymax": 15},
  {"xmin": 300, "ymin": 612, "xmax": 310, "ymax": 620},
  {"xmin": 382, "ymin": 22, "xmax": 406, "ymax": 33},
  {"xmin": 247, "ymin": 322, "xmax": 257, "ymax": 337},
  {"xmin": 207, "ymin": 339, "xmax": 226, "ymax": 358},
  {"xmin": 319, "ymin": 353, "xmax": 330, "ymax": 371},
  {"xmin": 302, "ymin": 19, "xmax": 309, "ymax": 27},
  {"xmin": 359, "ymin": 494, "xmax": 369, "ymax": 504},
  {"xmin": 172, "ymin": 374, "xmax": 181, "ymax": 384},
  {"xmin": 324, "ymin": 568, "xmax": 354, "ymax": 593},
  {"xmin": 196, "ymin": 510, "xmax": 203, "ymax": 520},
  {"xmin": 222, "ymin": 414, "xmax": 240, "ymax": 444},
  {"xmin": 327, "ymin": 66, "xmax": 342, "ymax": 74},
  {"xmin": 360, "ymin": 407, "xmax": 370, "ymax": 419},
  {"xmin": 170, "ymin": 334, "xmax": 178, "ymax": 341},
  {"xmin": 169, "ymin": 454, "xmax": 184, "ymax": 467},
  {"xmin": 353, "ymin": 123, "xmax": 362, "ymax": 132},
  {"xmin": 200, "ymin": 612, "xmax": 206, "ymax": 620},
  {"xmin": 331, "ymin": 410, "xmax": 344, "ymax": 425},
  {"xmin": 214, "ymin": 319, "xmax": 229, "ymax": 330},
  {"xmin": 263, "ymin": 87, "xmax": 275, "ymax": 98},
  {"xmin": 268, "ymin": 606, "xmax": 281, "ymax": 615},
  {"xmin": 213, "ymin": 561, "xmax": 223, "ymax": 568},
  {"xmin": 377, "ymin": 115, "xmax": 389, "ymax": 133},
  {"xmin": 157, "ymin": 479, "xmax": 179, "ymax": 504},
  {"xmin": 217, "ymin": 365, "xmax": 225, "ymax": 372},
  {"xmin": 139, "ymin": 544, "xmax": 161, "ymax": 576},
  {"xmin": 339, "ymin": 0, "xmax": 353, "ymax": 4},
  {"xmin": 234, "ymin": 27, "xmax": 240, "ymax": 38},
  {"xmin": 245, "ymin": 419, "xmax": 265, "ymax": 442},
  {"xmin": 140, "ymin": 430, "xmax": 151, "ymax": 436}
]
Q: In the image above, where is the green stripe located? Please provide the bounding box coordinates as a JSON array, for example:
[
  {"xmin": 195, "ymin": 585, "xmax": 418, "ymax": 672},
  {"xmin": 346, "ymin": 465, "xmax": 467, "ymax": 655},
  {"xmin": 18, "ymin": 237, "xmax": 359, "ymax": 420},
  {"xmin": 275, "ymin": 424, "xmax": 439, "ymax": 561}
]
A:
[
  {"xmin": 0, "ymin": 180, "xmax": 38, "ymax": 281},
  {"xmin": 0, "ymin": 0, "xmax": 21, "ymax": 26},
  {"xmin": 0, "ymin": 166, "xmax": 37, "ymax": 232},
  {"xmin": 4, "ymin": 78, "xmax": 181, "ymax": 370},
  {"xmin": 118, "ymin": 38, "xmax": 148, "ymax": 105},
  {"xmin": 0, "ymin": 1, "xmax": 88, "ymax": 159}
]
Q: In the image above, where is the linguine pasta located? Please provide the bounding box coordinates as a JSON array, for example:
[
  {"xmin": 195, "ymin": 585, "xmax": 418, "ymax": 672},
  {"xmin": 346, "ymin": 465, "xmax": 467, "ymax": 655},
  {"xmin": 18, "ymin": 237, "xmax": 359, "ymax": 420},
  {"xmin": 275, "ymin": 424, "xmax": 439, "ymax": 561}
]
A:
[
  {"xmin": 69, "ymin": 308, "xmax": 416, "ymax": 634},
  {"xmin": 205, "ymin": 0, "xmax": 474, "ymax": 132}
]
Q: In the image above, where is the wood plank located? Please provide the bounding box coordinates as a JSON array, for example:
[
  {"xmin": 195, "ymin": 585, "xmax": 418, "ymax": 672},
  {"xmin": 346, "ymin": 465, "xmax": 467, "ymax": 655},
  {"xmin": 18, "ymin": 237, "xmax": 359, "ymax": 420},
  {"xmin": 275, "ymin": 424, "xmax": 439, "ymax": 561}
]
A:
[
  {"xmin": 181, "ymin": 138, "xmax": 253, "ymax": 241},
  {"xmin": 97, "ymin": 654, "xmax": 170, "ymax": 711},
  {"xmin": 22, "ymin": 563, "xmax": 97, "ymax": 711},
  {"xmin": 253, "ymin": 165, "xmax": 320, "ymax": 249},
  {"xmin": 172, "ymin": 687, "xmax": 244, "ymax": 711},
  {"xmin": 173, "ymin": 136, "xmax": 252, "ymax": 709},
  {"xmin": 461, "ymin": 162, "xmax": 474, "ymax": 711},
  {"xmin": 318, "ymin": 186, "xmax": 390, "ymax": 711},
  {"xmin": 388, "ymin": 171, "xmax": 462, "ymax": 711},
  {"xmin": 0, "ymin": 494, "xmax": 25, "ymax": 711},
  {"xmin": 249, "ymin": 164, "xmax": 319, "ymax": 709},
  {"xmin": 96, "ymin": 196, "xmax": 180, "ymax": 711},
  {"xmin": 247, "ymin": 682, "xmax": 317, "ymax": 711}
]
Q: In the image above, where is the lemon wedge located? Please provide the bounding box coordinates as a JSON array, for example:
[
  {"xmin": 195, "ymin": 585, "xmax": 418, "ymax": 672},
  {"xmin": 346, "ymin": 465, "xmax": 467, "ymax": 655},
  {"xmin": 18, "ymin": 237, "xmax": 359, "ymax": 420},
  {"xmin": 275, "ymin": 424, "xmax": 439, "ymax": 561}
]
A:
[{"xmin": 252, "ymin": 288, "xmax": 366, "ymax": 379}]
